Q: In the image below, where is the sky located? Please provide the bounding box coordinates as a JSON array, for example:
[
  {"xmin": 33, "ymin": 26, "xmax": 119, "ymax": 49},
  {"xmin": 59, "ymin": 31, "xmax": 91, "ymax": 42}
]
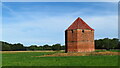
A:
[{"xmin": 2, "ymin": 2, "xmax": 118, "ymax": 46}]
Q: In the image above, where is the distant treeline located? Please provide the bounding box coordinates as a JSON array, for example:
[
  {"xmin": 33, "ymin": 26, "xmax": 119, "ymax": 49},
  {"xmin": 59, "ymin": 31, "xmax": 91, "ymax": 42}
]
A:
[
  {"xmin": 95, "ymin": 38, "xmax": 120, "ymax": 50},
  {"xmin": 0, "ymin": 38, "xmax": 120, "ymax": 51},
  {"xmin": 1, "ymin": 42, "xmax": 65, "ymax": 51}
]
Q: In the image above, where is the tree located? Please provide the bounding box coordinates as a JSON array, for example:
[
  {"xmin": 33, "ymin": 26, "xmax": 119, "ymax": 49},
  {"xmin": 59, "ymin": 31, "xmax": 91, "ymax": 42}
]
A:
[
  {"xmin": 118, "ymin": 41, "xmax": 120, "ymax": 49},
  {"xmin": 29, "ymin": 45, "xmax": 38, "ymax": 51},
  {"xmin": 2, "ymin": 44, "xmax": 11, "ymax": 51},
  {"xmin": 11, "ymin": 43, "xmax": 25, "ymax": 51},
  {"xmin": 52, "ymin": 44, "xmax": 61, "ymax": 51},
  {"xmin": 95, "ymin": 38, "xmax": 120, "ymax": 50},
  {"xmin": 43, "ymin": 44, "xmax": 52, "ymax": 50},
  {"xmin": 95, "ymin": 39, "xmax": 105, "ymax": 49},
  {"xmin": 1, "ymin": 41, "xmax": 11, "ymax": 51},
  {"xmin": 103, "ymin": 38, "xmax": 110, "ymax": 50},
  {"xmin": 111, "ymin": 38, "xmax": 119, "ymax": 49},
  {"xmin": 38, "ymin": 46, "xmax": 43, "ymax": 50},
  {"xmin": 61, "ymin": 45, "xmax": 65, "ymax": 50}
]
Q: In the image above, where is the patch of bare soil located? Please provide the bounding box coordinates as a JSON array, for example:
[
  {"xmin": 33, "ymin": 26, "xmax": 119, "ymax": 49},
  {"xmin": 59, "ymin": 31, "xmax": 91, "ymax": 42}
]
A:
[{"xmin": 34, "ymin": 51, "xmax": 120, "ymax": 57}]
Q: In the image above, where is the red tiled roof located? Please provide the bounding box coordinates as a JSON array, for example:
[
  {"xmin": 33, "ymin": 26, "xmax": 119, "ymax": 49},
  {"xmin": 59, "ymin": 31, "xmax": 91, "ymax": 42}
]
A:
[{"xmin": 66, "ymin": 17, "xmax": 94, "ymax": 31}]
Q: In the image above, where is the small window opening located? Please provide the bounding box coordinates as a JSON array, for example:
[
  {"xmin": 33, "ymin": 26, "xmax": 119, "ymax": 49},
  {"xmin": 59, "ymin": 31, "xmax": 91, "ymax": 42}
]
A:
[
  {"xmin": 82, "ymin": 30, "xmax": 84, "ymax": 33},
  {"xmin": 71, "ymin": 30, "xmax": 73, "ymax": 33}
]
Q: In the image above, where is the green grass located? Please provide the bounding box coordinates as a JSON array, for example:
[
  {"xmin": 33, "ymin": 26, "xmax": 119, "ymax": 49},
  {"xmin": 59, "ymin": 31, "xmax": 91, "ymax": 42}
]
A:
[
  {"xmin": 95, "ymin": 49, "xmax": 120, "ymax": 52},
  {"xmin": 2, "ymin": 51, "xmax": 119, "ymax": 66}
]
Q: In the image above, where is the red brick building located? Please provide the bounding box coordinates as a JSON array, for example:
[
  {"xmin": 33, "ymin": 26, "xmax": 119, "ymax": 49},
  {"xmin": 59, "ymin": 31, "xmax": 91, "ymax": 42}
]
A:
[{"xmin": 65, "ymin": 17, "xmax": 95, "ymax": 52}]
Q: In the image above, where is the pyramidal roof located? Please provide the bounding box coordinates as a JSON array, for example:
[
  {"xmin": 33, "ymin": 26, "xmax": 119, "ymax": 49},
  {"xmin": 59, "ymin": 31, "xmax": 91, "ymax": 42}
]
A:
[{"xmin": 66, "ymin": 17, "xmax": 94, "ymax": 31}]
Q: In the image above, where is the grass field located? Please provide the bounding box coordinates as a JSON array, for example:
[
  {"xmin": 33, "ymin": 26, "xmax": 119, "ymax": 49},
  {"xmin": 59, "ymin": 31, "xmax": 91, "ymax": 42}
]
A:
[{"xmin": 2, "ymin": 50, "xmax": 119, "ymax": 66}]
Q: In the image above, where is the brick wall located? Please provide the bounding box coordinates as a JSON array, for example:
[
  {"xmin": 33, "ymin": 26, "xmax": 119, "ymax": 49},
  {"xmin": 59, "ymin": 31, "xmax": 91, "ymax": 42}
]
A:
[{"xmin": 65, "ymin": 29, "xmax": 95, "ymax": 52}]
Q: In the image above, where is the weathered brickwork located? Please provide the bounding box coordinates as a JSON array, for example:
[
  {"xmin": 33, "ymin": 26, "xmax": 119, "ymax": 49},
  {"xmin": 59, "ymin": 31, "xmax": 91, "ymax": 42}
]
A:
[{"xmin": 65, "ymin": 17, "xmax": 95, "ymax": 52}]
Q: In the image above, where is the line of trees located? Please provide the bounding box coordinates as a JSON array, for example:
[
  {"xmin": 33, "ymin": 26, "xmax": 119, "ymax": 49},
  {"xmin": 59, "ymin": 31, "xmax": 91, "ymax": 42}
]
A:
[
  {"xmin": 0, "ymin": 41, "xmax": 65, "ymax": 51},
  {"xmin": 26, "ymin": 44, "xmax": 65, "ymax": 51},
  {"xmin": 0, "ymin": 38, "xmax": 120, "ymax": 51},
  {"xmin": 95, "ymin": 38, "xmax": 120, "ymax": 50},
  {"xmin": 1, "ymin": 42, "xmax": 26, "ymax": 51}
]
